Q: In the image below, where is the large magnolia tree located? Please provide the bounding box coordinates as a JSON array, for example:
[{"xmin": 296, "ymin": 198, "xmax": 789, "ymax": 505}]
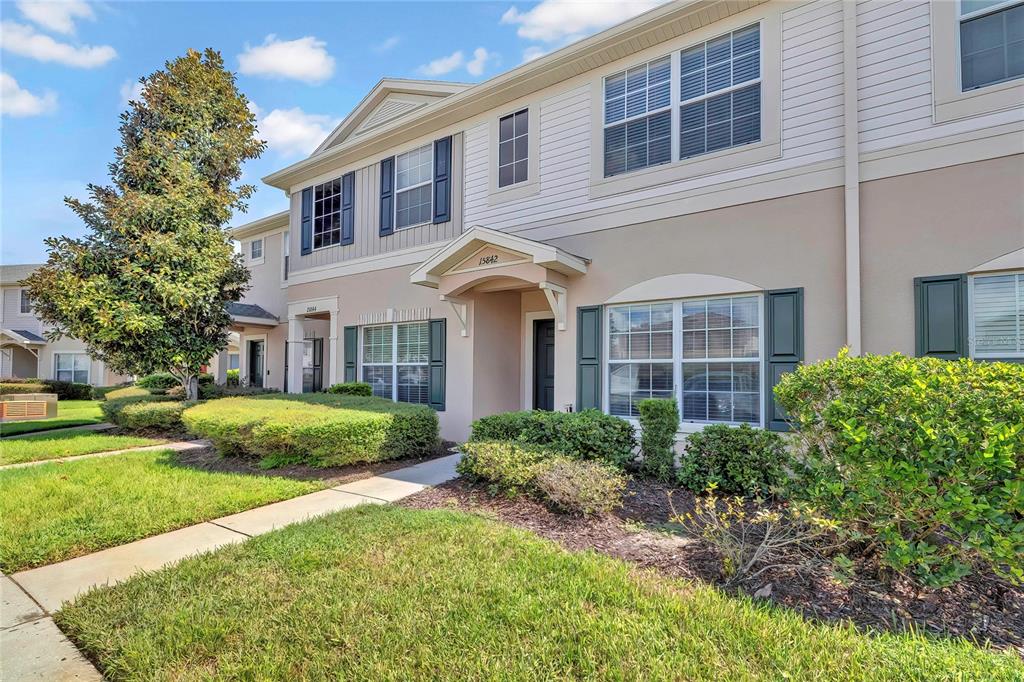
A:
[{"xmin": 27, "ymin": 49, "xmax": 265, "ymax": 399}]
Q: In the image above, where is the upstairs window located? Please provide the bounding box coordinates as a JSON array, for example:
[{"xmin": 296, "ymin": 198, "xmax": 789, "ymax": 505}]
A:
[
  {"xmin": 498, "ymin": 109, "xmax": 529, "ymax": 187},
  {"xmin": 313, "ymin": 178, "xmax": 342, "ymax": 249},
  {"xmin": 959, "ymin": 1, "xmax": 1024, "ymax": 91},
  {"xmin": 19, "ymin": 288, "xmax": 31, "ymax": 314},
  {"xmin": 250, "ymin": 238, "xmax": 263, "ymax": 260},
  {"xmin": 603, "ymin": 55, "xmax": 672, "ymax": 177},
  {"xmin": 971, "ymin": 271, "xmax": 1024, "ymax": 358},
  {"xmin": 395, "ymin": 143, "xmax": 433, "ymax": 229}
]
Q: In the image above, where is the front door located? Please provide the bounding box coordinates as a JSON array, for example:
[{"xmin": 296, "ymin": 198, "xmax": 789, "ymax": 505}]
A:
[
  {"xmin": 302, "ymin": 338, "xmax": 323, "ymax": 393},
  {"xmin": 533, "ymin": 319, "xmax": 555, "ymax": 411},
  {"xmin": 248, "ymin": 340, "xmax": 264, "ymax": 388}
]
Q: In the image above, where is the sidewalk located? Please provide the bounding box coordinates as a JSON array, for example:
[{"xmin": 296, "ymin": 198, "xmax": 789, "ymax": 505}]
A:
[
  {"xmin": 0, "ymin": 439, "xmax": 210, "ymax": 471},
  {"xmin": 4, "ymin": 453, "xmax": 460, "ymax": 680}
]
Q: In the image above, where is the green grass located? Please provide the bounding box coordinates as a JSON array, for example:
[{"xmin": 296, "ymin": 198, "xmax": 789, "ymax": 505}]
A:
[
  {"xmin": 0, "ymin": 451, "xmax": 323, "ymax": 572},
  {"xmin": 0, "ymin": 400, "xmax": 104, "ymax": 437},
  {"xmin": 57, "ymin": 506, "xmax": 1022, "ymax": 681},
  {"xmin": 0, "ymin": 430, "xmax": 164, "ymax": 465}
]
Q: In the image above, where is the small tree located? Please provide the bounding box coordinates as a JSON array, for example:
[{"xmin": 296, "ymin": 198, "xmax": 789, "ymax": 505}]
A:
[{"xmin": 27, "ymin": 49, "xmax": 264, "ymax": 399}]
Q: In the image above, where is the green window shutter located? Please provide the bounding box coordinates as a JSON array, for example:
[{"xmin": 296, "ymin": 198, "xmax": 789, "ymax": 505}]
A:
[
  {"xmin": 576, "ymin": 305, "xmax": 602, "ymax": 412},
  {"xmin": 914, "ymin": 274, "xmax": 967, "ymax": 359},
  {"xmin": 764, "ymin": 288, "xmax": 804, "ymax": 432},
  {"xmin": 428, "ymin": 319, "xmax": 446, "ymax": 411},
  {"xmin": 343, "ymin": 326, "xmax": 358, "ymax": 383}
]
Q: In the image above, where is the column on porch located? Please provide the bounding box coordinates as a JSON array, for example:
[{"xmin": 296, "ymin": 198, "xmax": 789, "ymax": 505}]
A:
[{"xmin": 287, "ymin": 316, "xmax": 304, "ymax": 394}]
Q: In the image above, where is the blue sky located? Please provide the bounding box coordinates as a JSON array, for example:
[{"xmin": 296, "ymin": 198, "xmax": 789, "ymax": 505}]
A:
[{"xmin": 0, "ymin": 0, "xmax": 662, "ymax": 264}]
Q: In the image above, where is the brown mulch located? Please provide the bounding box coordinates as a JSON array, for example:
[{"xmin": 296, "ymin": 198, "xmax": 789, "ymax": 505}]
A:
[{"xmin": 400, "ymin": 476, "xmax": 1024, "ymax": 654}]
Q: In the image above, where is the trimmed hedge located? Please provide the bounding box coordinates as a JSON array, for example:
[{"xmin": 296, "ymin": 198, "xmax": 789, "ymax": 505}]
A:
[
  {"xmin": 137, "ymin": 373, "xmax": 214, "ymax": 390},
  {"xmin": 182, "ymin": 395, "xmax": 440, "ymax": 468},
  {"xmin": 638, "ymin": 398, "xmax": 678, "ymax": 482},
  {"xmin": 101, "ymin": 395, "xmax": 179, "ymax": 428},
  {"xmin": 775, "ymin": 352, "xmax": 1024, "ymax": 587},
  {"xmin": 105, "ymin": 386, "xmax": 152, "ymax": 401},
  {"xmin": 327, "ymin": 382, "xmax": 373, "ymax": 397},
  {"xmin": 92, "ymin": 385, "xmax": 127, "ymax": 400},
  {"xmin": 0, "ymin": 379, "xmax": 91, "ymax": 399},
  {"xmin": 198, "ymin": 384, "xmax": 278, "ymax": 400},
  {"xmin": 678, "ymin": 423, "xmax": 789, "ymax": 497},
  {"xmin": 0, "ymin": 382, "xmax": 48, "ymax": 395},
  {"xmin": 469, "ymin": 409, "xmax": 636, "ymax": 468}
]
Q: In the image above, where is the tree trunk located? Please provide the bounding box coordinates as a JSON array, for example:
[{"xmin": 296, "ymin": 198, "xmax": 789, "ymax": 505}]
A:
[{"xmin": 184, "ymin": 375, "xmax": 199, "ymax": 401}]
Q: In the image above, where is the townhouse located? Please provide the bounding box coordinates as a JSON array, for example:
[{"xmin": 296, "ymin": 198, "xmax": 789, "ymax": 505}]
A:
[{"xmin": 226, "ymin": 0, "xmax": 1024, "ymax": 441}]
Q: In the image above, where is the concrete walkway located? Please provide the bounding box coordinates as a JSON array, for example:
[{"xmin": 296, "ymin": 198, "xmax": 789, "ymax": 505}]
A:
[
  {"xmin": 0, "ymin": 439, "xmax": 211, "ymax": 471},
  {"xmin": 3, "ymin": 452, "xmax": 460, "ymax": 680},
  {"xmin": 1, "ymin": 422, "xmax": 115, "ymax": 440}
]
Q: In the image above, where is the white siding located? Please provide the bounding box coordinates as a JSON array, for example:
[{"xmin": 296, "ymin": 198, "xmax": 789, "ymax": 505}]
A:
[{"xmin": 0, "ymin": 287, "xmax": 43, "ymax": 336}]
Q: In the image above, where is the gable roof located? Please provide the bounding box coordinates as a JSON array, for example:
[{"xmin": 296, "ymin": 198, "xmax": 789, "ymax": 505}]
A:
[{"xmin": 313, "ymin": 79, "xmax": 471, "ymax": 154}]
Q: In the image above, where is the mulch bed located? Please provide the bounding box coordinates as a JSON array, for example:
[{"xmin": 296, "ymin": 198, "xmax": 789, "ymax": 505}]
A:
[{"xmin": 400, "ymin": 476, "xmax": 1024, "ymax": 654}]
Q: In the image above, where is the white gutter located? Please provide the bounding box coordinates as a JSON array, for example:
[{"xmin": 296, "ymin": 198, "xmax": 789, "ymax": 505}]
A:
[{"xmin": 842, "ymin": 0, "xmax": 862, "ymax": 355}]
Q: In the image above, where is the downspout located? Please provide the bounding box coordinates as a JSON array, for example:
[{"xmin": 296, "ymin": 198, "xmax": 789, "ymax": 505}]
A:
[{"xmin": 843, "ymin": 0, "xmax": 863, "ymax": 355}]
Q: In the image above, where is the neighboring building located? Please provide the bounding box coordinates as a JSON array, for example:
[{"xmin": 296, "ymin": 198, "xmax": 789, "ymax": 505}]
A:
[
  {"xmin": 229, "ymin": 0, "xmax": 1024, "ymax": 441},
  {"xmin": 0, "ymin": 264, "xmax": 131, "ymax": 386}
]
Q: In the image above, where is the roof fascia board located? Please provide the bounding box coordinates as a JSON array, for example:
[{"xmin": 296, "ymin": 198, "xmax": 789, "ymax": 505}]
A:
[{"xmin": 228, "ymin": 210, "xmax": 290, "ymax": 239}]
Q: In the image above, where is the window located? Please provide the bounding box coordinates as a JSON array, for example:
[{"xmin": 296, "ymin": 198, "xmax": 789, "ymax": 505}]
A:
[
  {"xmin": 971, "ymin": 271, "xmax": 1024, "ymax": 358},
  {"xmin": 607, "ymin": 294, "xmax": 762, "ymax": 426},
  {"xmin": 228, "ymin": 353, "xmax": 240, "ymax": 370},
  {"xmin": 679, "ymin": 24, "xmax": 761, "ymax": 159},
  {"xmin": 603, "ymin": 56, "xmax": 672, "ymax": 177},
  {"xmin": 250, "ymin": 238, "xmax": 263, "ymax": 260},
  {"xmin": 498, "ymin": 109, "xmax": 529, "ymax": 187},
  {"xmin": 19, "ymin": 289, "xmax": 31, "ymax": 314},
  {"xmin": 959, "ymin": 1, "xmax": 1024, "ymax": 91},
  {"xmin": 395, "ymin": 144, "xmax": 433, "ymax": 229},
  {"xmin": 361, "ymin": 322, "xmax": 430, "ymax": 403},
  {"xmin": 313, "ymin": 178, "xmax": 342, "ymax": 249},
  {"xmin": 55, "ymin": 353, "xmax": 89, "ymax": 384}
]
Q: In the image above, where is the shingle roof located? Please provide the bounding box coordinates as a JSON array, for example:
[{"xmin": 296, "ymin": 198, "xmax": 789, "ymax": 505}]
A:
[
  {"xmin": 0, "ymin": 264, "xmax": 41, "ymax": 285},
  {"xmin": 227, "ymin": 302, "xmax": 278, "ymax": 321},
  {"xmin": 9, "ymin": 329, "xmax": 46, "ymax": 343}
]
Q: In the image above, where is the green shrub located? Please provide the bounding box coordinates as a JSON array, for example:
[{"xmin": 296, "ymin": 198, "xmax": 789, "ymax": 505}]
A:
[
  {"xmin": 182, "ymin": 395, "xmax": 439, "ymax": 467},
  {"xmin": 638, "ymin": 398, "xmax": 678, "ymax": 482},
  {"xmin": 101, "ymin": 394, "xmax": 177, "ymax": 427},
  {"xmin": 91, "ymin": 385, "xmax": 122, "ymax": 400},
  {"xmin": 104, "ymin": 386, "xmax": 151, "ymax": 401},
  {"xmin": 456, "ymin": 441, "xmax": 550, "ymax": 495},
  {"xmin": 678, "ymin": 423, "xmax": 788, "ymax": 497},
  {"xmin": 327, "ymin": 382, "xmax": 373, "ymax": 397},
  {"xmin": 0, "ymin": 382, "xmax": 48, "ymax": 395},
  {"xmin": 38, "ymin": 380, "xmax": 92, "ymax": 400},
  {"xmin": 534, "ymin": 458, "xmax": 626, "ymax": 515},
  {"xmin": 469, "ymin": 409, "xmax": 636, "ymax": 468},
  {"xmin": 136, "ymin": 373, "xmax": 178, "ymax": 390},
  {"xmin": 226, "ymin": 368, "xmax": 239, "ymax": 386},
  {"xmin": 775, "ymin": 352, "xmax": 1024, "ymax": 588},
  {"xmin": 117, "ymin": 400, "xmax": 189, "ymax": 431},
  {"xmin": 198, "ymin": 383, "xmax": 278, "ymax": 400}
]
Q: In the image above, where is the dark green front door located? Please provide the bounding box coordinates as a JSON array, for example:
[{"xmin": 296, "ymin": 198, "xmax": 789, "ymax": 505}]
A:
[{"xmin": 533, "ymin": 319, "xmax": 555, "ymax": 411}]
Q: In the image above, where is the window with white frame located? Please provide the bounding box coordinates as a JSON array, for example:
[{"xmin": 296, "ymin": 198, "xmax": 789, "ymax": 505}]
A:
[
  {"xmin": 250, "ymin": 238, "xmax": 263, "ymax": 260},
  {"xmin": 55, "ymin": 353, "xmax": 89, "ymax": 384},
  {"xmin": 498, "ymin": 109, "xmax": 529, "ymax": 187},
  {"xmin": 313, "ymin": 177, "xmax": 342, "ymax": 249},
  {"xmin": 603, "ymin": 55, "xmax": 672, "ymax": 177},
  {"xmin": 607, "ymin": 294, "xmax": 762, "ymax": 425},
  {"xmin": 361, "ymin": 322, "xmax": 430, "ymax": 403},
  {"xmin": 959, "ymin": 1, "xmax": 1024, "ymax": 91},
  {"xmin": 395, "ymin": 144, "xmax": 433, "ymax": 229},
  {"xmin": 971, "ymin": 271, "xmax": 1024, "ymax": 358},
  {"xmin": 19, "ymin": 288, "xmax": 31, "ymax": 314}
]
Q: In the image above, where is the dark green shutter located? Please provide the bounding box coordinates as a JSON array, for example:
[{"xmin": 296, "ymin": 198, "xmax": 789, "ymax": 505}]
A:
[
  {"xmin": 432, "ymin": 136, "xmax": 451, "ymax": 224},
  {"xmin": 340, "ymin": 171, "xmax": 355, "ymax": 246},
  {"xmin": 914, "ymin": 274, "xmax": 967, "ymax": 359},
  {"xmin": 343, "ymin": 326, "xmax": 358, "ymax": 383},
  {"xmin": 379, "ymin": 157, "xmax": 394, "ymax": 236},
  {"xmin": 428, "ymin": 319, "xmax": 446, "ymax": 411},
  {"xmin": 300, "ymin": 187, "xmax": 313, "ymax": 255},
  {"xmin": 765, "ymin": 288, "xmax": 804, "ymax": 432},
  {"xmin": 576, "ymin": 305, "xmax": 602, "ymax": 411}
]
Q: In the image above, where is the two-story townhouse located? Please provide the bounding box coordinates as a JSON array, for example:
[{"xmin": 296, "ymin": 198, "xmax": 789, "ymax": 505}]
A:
[
  {"xmin": 0, "ymin": 264, "xmax": 132, "ymax": 386},
  {"xmin": 229, "ymin": 0, "xmax": 1024, "ymax": 442}
]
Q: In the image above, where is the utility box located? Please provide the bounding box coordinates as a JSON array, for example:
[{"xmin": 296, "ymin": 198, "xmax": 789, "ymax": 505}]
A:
[{"xmin": 0, "ymin": 393, "xmax": 58, "ymax": 422}]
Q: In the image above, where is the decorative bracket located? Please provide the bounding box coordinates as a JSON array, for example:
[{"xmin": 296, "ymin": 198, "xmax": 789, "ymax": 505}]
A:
[
  {"xmin": 539, "ymin": 281, "xmax": 568, "ymax": 331},
  {"xmin": 439, "ymin": 295, "xmax": 471, "ymax": 337}
]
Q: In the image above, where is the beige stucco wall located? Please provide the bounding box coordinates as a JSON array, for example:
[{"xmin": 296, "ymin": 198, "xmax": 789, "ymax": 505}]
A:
[
  {"xmin": 35, "ymin": 336, "xmax": 131, "ymax": 386},
  {"xmin": 238, "ymin": 323, "xmax": 288, "ymax": 391},
  {"xmin": 240, "ymin": 230, "xmax": 287, "ymax": 319},
  {"xmin": 471, "ymin": 290, "xmax": 522, "ymax": 420},
  {"xmin": 860, "ymin": 154, "xmax": 1024, "ymax": 356}
]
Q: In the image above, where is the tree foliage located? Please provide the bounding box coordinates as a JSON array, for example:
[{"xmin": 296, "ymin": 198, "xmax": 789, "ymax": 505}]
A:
[{"xmin": 27, "ymin": 49, "xmax": 264, "ymax": 398}]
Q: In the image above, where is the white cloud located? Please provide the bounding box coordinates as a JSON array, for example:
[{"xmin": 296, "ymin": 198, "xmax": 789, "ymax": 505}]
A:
[
  {"xmin": 238, "ymin": 35, "xmax": 335, "ymax": 84},
  {"xmin": 521, "ymin": 46, "xmax": 547, "ymax": 63},
  {"xmin": 119, "ymin": 79, "xmax": 143, "ymax": 106},
  {"xmin": 418, "ymin": 50, "xmax": 464, "ymax": 77},
  {"xmin": 374, "ymin": 35, "xmax": 400, "ymax": 53},
  {"xmin": 1, "ymin": 71, "xmax": 57, "ymax": 117},
  {"xmin": 466, "ymin": 47, "xmax": 493, "ymax": 77},
  {"xmin": 17, "ymin": 0, "xmax": 94, "ymax": 35},
  {"xmin": 250, "ymin": 103, "xmax": 340, "ymax": 157},
  {"xmin": 0, "ymin": 21, "xmax": 115, "ymax": 68},
  {"xmin": 501, "ymin": 0, "xmax": 666, "ymax": 43}
]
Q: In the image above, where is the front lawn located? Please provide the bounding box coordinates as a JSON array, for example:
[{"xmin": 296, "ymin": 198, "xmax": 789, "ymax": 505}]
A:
[
  {"xmin": 0, "ymin": 430, "xmax": 164, "ymax": 465},
  {"xmin": 0, "ymin": 450, "xmax": 323, "ymax": 572},
  {"xmin": 0, "ymin": 400, "xmax": 104, "ymax": 437},
  {"xmin": 57, "ymin": 506, "xmax": 1022, "ymax": 681}
]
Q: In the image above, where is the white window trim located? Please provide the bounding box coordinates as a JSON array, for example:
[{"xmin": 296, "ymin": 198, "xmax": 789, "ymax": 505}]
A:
[
  {"xmin": 602, "ymin": 293, "xmax": 765, "ymax": 434},
  {"xmin": 359, "ymin": 322, "xmax": 430, "ymax": 404},
  {"xmin": 931, "ymin": 0, "xmax": 1024, "ymax": 123},
  {"xmin": 968, "ymin": 270, "xmax": 1024, "ymax": 359},
  {"xmin": 588, "ymin": 7, "xmax": 781, "ymax": 199},
  {"xmin": 311, "ymin": 177, "xmax": 344, "ymax": 252},
  {"xmin": 249, "ymin": 238, "xmax": 264, "ymax": 265},
  {"xmin": 394, "ymin": 143, "xmax": 434, "ymax": 231},
  {"xmin": 18, "ymin": 288, "xmax": 32, "ymax": 316},
  {"xmin": 602, "ymin": 54, "xmax": 674, "ymax": 177},
  {"xmin": 488, "ymin": 103, "xmax": 541, "ymax": 204},
  {"xmin": 521, "ymin": 310, "xmax": 555, "ymax": 410},
  {"xmin": 53, "ymin": 352, "xmax": 90, "ymax": 385}
]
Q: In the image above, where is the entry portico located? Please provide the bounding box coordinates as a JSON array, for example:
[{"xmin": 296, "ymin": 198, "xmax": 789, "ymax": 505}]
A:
[{"xmin": 286, "ymin": 296, "xmax": 339, "ymax": 394}]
